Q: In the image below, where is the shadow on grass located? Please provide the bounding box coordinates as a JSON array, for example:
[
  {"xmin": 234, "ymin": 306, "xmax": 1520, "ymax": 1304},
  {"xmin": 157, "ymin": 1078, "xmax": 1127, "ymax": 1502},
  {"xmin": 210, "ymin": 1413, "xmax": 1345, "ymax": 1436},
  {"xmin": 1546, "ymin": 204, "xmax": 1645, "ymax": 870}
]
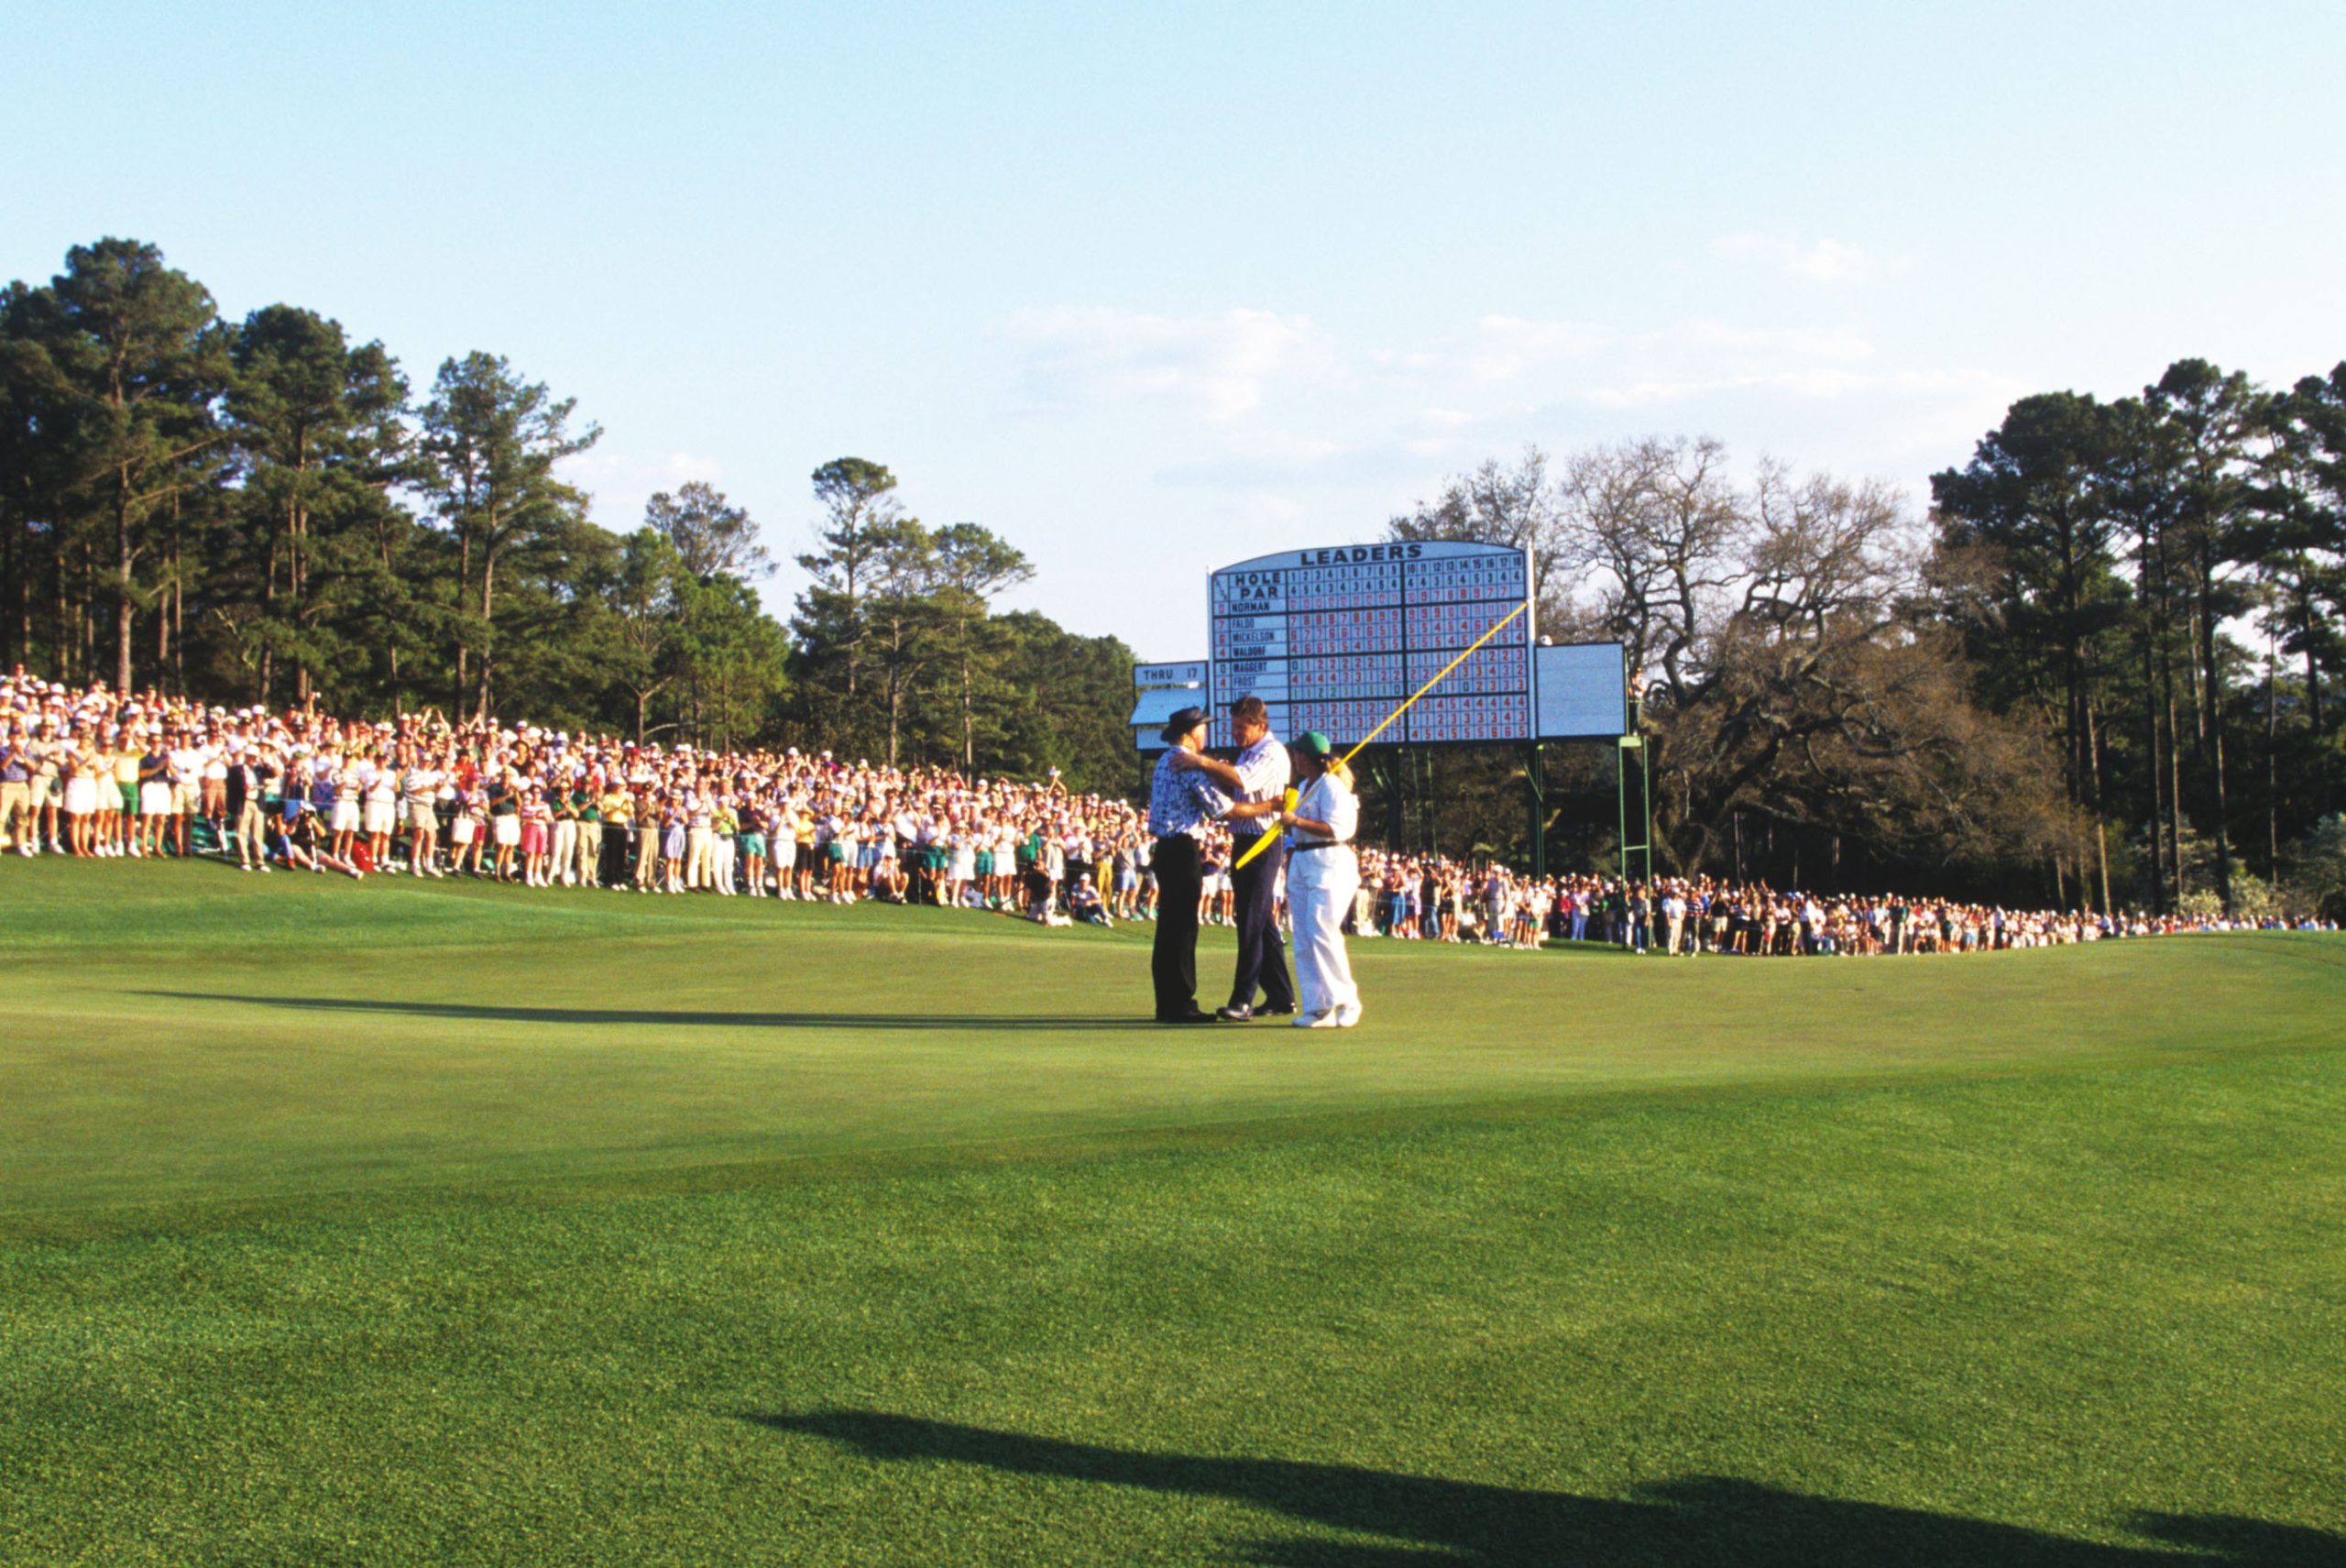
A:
[
  {"xmin": 751, "ymin": 1410, "xmax": 2344, "ymax": 1568},
  {"xmin": 134, "ymin": 992, "xmax": 1140, "ymax": 1033}
]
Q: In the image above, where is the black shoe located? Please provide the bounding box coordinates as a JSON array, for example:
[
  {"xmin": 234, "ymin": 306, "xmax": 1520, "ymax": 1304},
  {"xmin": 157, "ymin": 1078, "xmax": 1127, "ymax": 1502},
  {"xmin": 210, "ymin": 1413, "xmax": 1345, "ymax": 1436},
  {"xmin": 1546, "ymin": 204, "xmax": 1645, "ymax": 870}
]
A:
[
  {"xmin": 1157, "ymin": 1009, "xmax": 1217, "ymax": 1025},
  {"xmin": 1260, "ymin": 1003, "xmax": 1298, "ymax": 1016},
  {"xmin": 1215, "ymin": 1005, "xmax": 1255, "ymax": 1023}
]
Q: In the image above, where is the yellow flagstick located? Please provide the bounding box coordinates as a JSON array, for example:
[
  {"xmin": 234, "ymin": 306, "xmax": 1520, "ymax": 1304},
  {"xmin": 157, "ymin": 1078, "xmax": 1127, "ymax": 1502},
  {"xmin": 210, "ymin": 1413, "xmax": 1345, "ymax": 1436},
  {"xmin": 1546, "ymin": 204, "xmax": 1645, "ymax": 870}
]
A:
[{"xmin": 1231, "ymin": 599, "xmax": 1530, "ymax": 872}]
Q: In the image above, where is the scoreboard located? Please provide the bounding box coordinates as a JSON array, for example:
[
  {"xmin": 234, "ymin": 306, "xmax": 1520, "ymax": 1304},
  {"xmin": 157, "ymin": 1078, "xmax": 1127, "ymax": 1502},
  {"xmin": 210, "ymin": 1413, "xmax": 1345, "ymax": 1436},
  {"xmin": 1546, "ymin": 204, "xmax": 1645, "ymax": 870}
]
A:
[{"xmin": 1207, "ymin": 541, "xmax": 1535, "ymax": 747}]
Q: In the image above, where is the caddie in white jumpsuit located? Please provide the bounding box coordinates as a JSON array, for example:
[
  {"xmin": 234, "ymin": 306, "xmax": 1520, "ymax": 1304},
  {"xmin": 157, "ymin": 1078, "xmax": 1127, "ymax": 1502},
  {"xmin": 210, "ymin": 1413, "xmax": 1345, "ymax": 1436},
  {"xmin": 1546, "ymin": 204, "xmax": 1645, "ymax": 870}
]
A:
[{"xmin": 1279, "ymin": 730, "xmax": 1363, "ymax": 1028}]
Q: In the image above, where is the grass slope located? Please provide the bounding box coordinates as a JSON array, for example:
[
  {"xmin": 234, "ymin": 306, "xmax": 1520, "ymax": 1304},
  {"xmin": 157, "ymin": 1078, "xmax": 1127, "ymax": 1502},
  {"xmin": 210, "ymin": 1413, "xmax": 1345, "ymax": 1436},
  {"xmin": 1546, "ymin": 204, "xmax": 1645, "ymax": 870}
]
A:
[{"xmin": 2, "ymin": 860, "xmax": 2341, "ymax": 1565}]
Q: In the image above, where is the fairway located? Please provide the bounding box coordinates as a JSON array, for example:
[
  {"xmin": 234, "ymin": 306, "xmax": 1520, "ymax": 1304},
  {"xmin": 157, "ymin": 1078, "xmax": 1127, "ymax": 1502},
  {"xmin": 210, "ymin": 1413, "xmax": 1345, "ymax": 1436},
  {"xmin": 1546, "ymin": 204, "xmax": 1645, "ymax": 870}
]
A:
[{"xmin": 5, "ymin": 861, "xmax": 2343, "ymax": 1565}]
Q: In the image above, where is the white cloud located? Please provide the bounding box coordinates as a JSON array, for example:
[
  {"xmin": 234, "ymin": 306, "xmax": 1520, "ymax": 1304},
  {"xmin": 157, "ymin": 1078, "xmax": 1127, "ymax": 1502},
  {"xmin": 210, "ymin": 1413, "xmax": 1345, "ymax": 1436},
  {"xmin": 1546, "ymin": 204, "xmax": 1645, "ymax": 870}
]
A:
[
  {"xmin": 1712, "ymin": 231, "xmax": 1880, "ymax": 282},
  {"xmin": 1375, "ymin": 316, "xmax": 1609, "ymax": 386},
  {"xmin": 1665, "ymin": 316, "xmax": 1873, "ymax": 362},
  {"xmin": 1462, "ymin": 315, "xmax": 1611, "ymax": 381},
  {"xmin": 1573, "ymin": 364, "xmax": 2017, "ymax": 411},
  {"xmin": 1154, "ymin": 428, "xmax": 1349, "ymax": 488},
  {"xmin": 663, "ymin": 450, "xmax": 723, "ymax": 482},
  {"xmin": 565, "ymin": 447, "xmax": 731, "ymax": 532},
  {"xmin": 1005, "ymin": 305, "xmax": 1329, "ymax": 421},
  {"xmin": 1372, "ymin": 314, "xmax": 1872, "ymax": 397},
  {"xmin": 994, "ymin": 297, "xmax": 2019, "ymax": 517},
  {"xmin": 1371, "ymin": 314, "xmax": 1875, "ymax": 408}
]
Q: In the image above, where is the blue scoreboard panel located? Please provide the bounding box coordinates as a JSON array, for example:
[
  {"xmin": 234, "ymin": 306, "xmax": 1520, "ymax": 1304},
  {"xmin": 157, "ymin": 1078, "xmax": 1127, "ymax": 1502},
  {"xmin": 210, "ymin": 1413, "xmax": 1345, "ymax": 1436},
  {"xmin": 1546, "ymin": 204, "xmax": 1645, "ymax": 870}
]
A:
[{"xmin": 1206, "ymin": 541, "xmax": 1534, "ymax": 748}]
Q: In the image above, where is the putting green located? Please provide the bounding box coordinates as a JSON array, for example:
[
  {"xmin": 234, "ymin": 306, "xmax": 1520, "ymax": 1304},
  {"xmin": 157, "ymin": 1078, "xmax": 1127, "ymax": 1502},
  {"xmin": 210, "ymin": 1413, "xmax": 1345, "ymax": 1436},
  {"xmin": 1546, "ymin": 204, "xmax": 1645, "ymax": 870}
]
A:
[
  {"xmin": 6, "ymin": 859, "xmax": 2339, "ymax": 1235},
  {"xmin": 3, "ymin": 861, "xmax": 2341, "ymax": 1565}
]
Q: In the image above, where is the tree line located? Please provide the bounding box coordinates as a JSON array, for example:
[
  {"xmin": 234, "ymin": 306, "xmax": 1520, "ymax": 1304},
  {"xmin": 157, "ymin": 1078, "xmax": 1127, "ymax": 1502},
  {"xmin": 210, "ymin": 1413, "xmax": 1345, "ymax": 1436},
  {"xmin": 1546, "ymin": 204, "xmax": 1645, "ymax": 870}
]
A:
[
  {"xmin": 0, "ymin": 238, "xmax": 1141, "ymax": 795},
  {"xmin": 7, "ymin": 238, "xmax": 2339, "ymax": 910},
  {"xmin": 1384, "ymin": 357, "xmax": 2346, "ymax": 917}
]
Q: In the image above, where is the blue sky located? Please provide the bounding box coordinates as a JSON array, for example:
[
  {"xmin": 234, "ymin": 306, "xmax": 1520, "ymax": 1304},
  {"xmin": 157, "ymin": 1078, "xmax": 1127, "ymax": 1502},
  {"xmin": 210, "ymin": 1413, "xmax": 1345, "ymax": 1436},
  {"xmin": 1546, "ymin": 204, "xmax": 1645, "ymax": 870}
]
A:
[{"xmin": 9, "ymin": 1, "xmax": 2342, "ymax": 658}]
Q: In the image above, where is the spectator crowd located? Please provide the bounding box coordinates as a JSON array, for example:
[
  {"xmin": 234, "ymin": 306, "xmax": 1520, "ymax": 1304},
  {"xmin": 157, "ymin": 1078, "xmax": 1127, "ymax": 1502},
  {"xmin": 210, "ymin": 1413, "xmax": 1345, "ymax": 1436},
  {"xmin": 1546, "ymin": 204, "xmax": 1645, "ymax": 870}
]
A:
[
  {"xmin": 0, "ymin": 672, "xmax": 2328, "ymax": 949},
  {"xmin": 1333, "ymin": 853, "xmax": 2329, "ymax": 952}
]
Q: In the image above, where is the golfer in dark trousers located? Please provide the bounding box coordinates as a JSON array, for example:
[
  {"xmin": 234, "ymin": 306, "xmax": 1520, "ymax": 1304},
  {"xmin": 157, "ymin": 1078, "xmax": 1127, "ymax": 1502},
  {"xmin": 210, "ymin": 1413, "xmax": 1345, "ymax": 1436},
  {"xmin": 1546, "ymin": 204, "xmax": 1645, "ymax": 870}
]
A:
[
  {"xmin": 1173, "ymin": 696, "xmax": 1297, "ymax": 1022},
  {"xmin": 1147, "ymin": 707, "xmax": 1228, "ymax": 1024},
  {"xmin": 1148, "ymin": 706, "xmax": 1281, "ymax": 1023}
]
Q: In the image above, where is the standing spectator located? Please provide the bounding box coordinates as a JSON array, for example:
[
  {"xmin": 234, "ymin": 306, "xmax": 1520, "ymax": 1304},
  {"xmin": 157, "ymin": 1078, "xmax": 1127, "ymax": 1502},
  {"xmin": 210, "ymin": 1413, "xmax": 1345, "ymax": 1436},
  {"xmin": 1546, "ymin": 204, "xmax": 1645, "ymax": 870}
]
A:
[
  {"xmin": 0, "ymin": 723, "xmax": 30, "ymax": 855},
  {"xmin": 404, "ymin": 751, "xmax": 444, "ymax": 877},
  {"xmin": 488, "ymin": 770, "xmax": 521, "ymax": 882},
  {"xmin": 364, "ymin": 754, "xmax": 400, "ymax": 872},
  {"xmin": 710, "ymin": 794, "xmax": 740, "ymax": 895},
  {"xmin": 520, "ymin": 786, "xmax": 553, "ymax": 887},
  {"xmin": 571, "ymin": 778, "xmax": 602, "ymax": 888},
  {"xmin": 549, "ymin": 781, "xmax": 578, "ymax": 888}
]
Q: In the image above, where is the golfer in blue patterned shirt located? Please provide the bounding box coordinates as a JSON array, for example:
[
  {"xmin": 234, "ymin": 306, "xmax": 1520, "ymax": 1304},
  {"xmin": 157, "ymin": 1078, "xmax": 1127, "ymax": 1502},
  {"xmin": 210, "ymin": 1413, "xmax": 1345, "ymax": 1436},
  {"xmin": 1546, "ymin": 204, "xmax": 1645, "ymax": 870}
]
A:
[{"xmin": 1147, "ymin": 704, "xmax": 1279, "ymax": 1023}]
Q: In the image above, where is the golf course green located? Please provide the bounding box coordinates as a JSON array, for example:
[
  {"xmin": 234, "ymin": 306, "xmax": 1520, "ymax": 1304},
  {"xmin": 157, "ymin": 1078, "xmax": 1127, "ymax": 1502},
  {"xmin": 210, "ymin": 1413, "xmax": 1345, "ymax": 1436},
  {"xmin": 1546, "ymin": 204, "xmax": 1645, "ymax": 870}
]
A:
[{"xmin": 4, "ymin": 859, "xmax": 2341, "ymax": 1565}]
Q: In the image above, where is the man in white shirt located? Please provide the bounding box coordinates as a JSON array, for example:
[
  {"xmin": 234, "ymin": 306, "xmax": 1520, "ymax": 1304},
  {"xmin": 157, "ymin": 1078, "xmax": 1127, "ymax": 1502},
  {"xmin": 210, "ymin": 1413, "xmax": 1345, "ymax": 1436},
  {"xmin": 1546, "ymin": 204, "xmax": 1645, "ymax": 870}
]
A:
[
  {"xmin": 404, "ymin": 755, "xmax": 444, "ymax": 876},
  {"xmin": 162, "ymin": 736, "xmax": 203, "ymax": 857}
]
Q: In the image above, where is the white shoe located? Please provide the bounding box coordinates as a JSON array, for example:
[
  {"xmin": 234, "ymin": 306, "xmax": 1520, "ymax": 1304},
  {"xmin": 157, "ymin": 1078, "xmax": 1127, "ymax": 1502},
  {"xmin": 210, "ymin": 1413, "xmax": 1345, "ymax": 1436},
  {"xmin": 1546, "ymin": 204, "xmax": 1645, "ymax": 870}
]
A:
[
  {"xmin": 1332, "ymin": 1003, "xmax": 1364, "ymax": 1028},
  {"xmin": 1295, "ymin": 1011, "xmax": 1339, "ymax": 1028}
]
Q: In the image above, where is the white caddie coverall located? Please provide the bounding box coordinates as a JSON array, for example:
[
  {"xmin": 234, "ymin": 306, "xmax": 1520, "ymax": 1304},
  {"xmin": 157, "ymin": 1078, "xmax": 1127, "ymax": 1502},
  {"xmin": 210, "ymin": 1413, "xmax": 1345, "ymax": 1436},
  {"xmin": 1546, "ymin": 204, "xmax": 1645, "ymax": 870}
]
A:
[{"xmin": 1287, "ymin": 770, "xmax": 1361, "ymax": 1019}]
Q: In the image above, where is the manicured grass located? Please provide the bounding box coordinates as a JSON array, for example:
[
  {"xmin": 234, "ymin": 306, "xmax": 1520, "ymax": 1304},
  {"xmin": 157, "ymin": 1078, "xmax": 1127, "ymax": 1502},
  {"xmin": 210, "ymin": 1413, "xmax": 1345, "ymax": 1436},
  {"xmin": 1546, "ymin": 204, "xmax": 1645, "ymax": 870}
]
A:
[{"xmin": 2, "ymin": 858, "xmax": 2341, "ymax": 1564}]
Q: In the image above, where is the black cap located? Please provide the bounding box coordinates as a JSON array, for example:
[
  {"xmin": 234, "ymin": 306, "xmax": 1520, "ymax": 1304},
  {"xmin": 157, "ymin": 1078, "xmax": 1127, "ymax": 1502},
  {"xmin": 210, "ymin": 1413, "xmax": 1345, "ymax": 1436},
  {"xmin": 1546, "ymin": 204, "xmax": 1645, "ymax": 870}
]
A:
[{"xmin": 1158, "ymin": 706, "xmax": 1209, "ymax": 744}]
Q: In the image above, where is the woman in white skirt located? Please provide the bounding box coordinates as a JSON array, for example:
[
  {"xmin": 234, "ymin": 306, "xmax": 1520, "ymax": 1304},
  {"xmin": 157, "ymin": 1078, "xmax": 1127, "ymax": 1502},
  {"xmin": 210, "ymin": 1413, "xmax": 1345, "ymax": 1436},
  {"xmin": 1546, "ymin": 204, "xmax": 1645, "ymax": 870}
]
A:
[
  {"xmin": 770, "ymin": 800, "xmax": 800, "ymax": 898},
  {"xmin": 137, "ymin": 740, "xmax": 175, "ymax": 857},
  {"xmin": 948, "ymin": 827, "xmax": 977, "ymax": 908},
  {"xmin": 448, "ymin": 781, "xmax": 480, "ymax": 875},
  {"xmin": 1278, "ymin": 730, "xmax": 1363, "ymax": 1028},
  {"xmin": 62, "ymin": 731, "xmax": 101, "ymax": 858},
  {"xmin": 364, "ymin": 764, "xmax": 400, "ymax": 871},
  {"xmin": 330, "ymin": 755, "xmax": 364, "ymax": 864}
]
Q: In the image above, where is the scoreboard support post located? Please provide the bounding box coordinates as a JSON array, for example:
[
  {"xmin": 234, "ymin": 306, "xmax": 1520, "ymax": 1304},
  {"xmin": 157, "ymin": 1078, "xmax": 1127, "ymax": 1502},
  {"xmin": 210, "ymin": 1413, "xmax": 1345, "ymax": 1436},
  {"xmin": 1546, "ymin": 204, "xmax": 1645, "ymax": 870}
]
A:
[
  {"xmin": 1617, "ymin": 734, "xmax": 1652, "ymax": 885},
  {"xmin": 1521, "ymin": 741, "xmax": 1547, "ymax": 880},
  {"xmin": 1397, "ymin": 748, "xmax": 1412, "ymax": 855}
]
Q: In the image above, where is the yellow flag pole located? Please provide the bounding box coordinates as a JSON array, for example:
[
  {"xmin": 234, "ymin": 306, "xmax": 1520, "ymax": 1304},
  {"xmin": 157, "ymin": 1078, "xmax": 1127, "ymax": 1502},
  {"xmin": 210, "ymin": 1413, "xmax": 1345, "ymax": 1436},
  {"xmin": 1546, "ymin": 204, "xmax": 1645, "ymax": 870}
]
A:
[{"xmin": 1231, "ymin": 599, "xmax": 1530, "ymax": 872}]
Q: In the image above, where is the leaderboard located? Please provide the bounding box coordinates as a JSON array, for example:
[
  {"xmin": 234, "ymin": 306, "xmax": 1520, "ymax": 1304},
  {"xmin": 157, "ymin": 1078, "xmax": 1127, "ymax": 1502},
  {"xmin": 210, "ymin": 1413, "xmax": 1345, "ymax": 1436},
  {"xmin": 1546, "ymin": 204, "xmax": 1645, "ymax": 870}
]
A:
[{"xmin": 1207, "ymin": 541, "xmax": 1534, "ymax": 747}]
